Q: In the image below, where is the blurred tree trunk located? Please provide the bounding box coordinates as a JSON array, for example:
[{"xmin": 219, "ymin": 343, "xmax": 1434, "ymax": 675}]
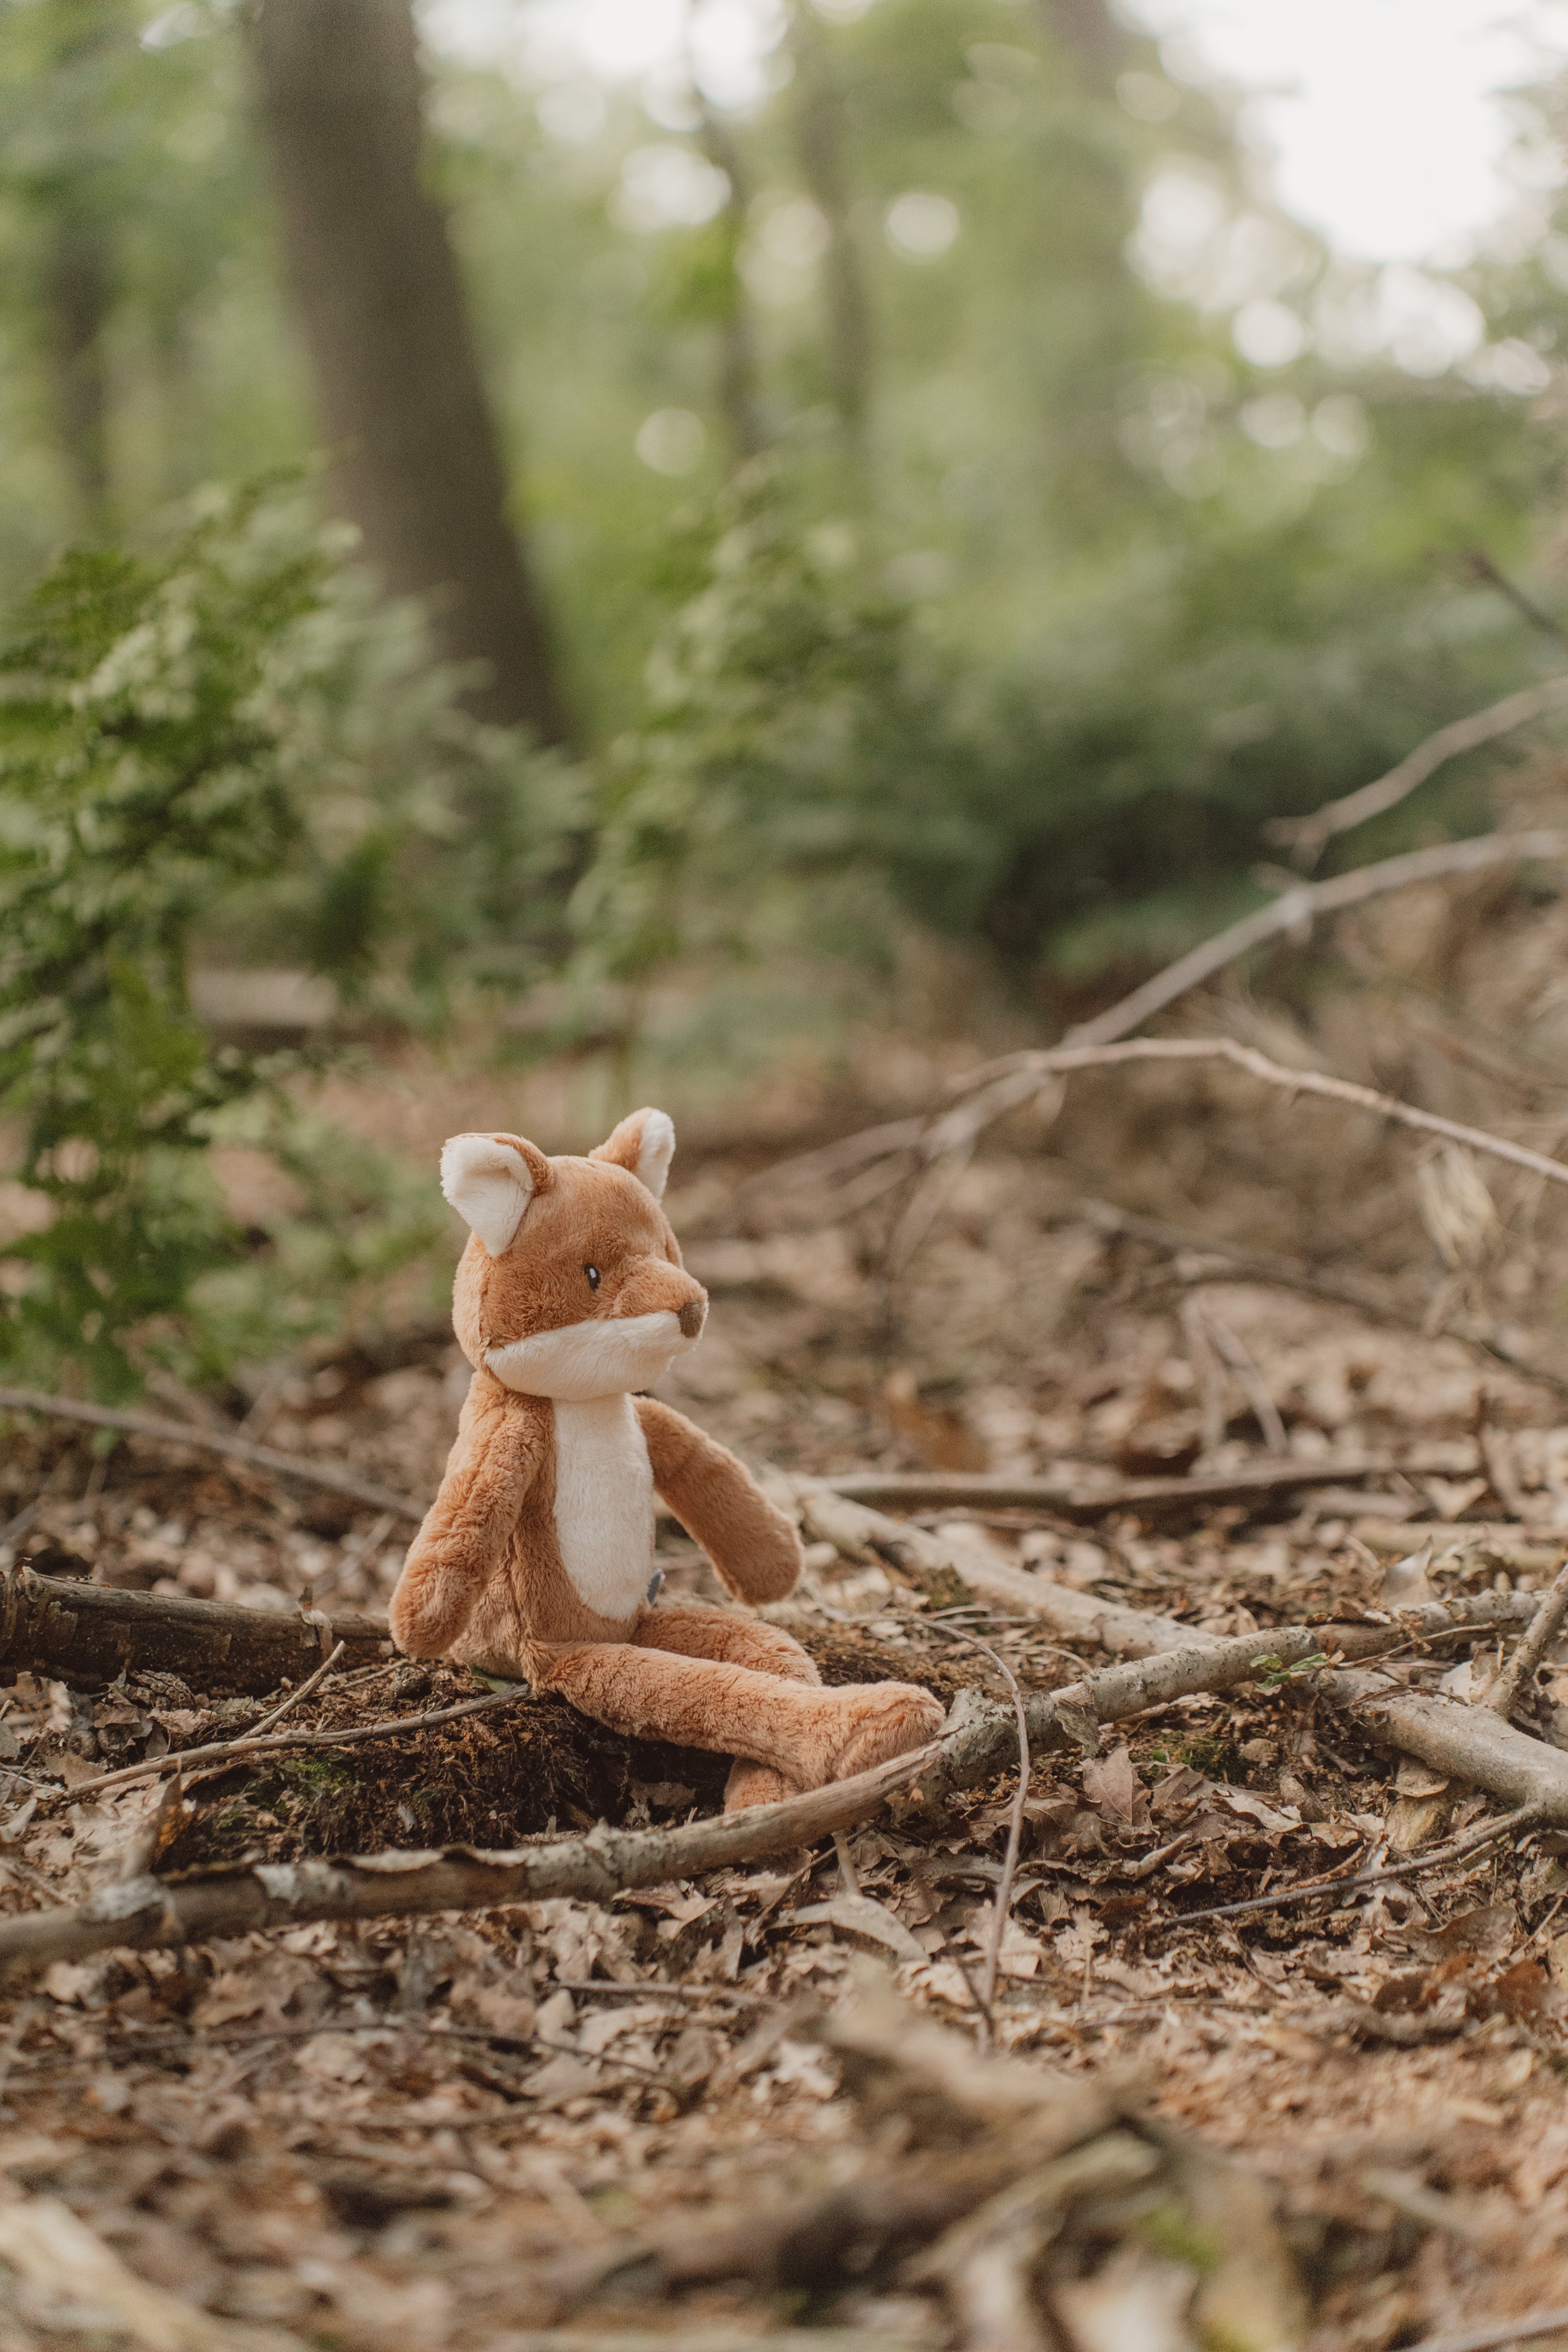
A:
[
  {"xmin": 42, "ymin": 207, "xmax": 111, "ymax": 525},
  {"xmin": 1038, "ymin": 0, "xmax": 1126, "ymax": 79},
  {"xmin": 695, "ymin": 106, "xmax": 764, "ymax": 466},
  {"xmin": 29, "ymin": 1, "xmax": 122, "ymax": 530},
  {"xmin": 789, "ymin": 7, "xmax": 873, "ymax": 456},
  {"xmin": 246, "ymin": 0, "xmax": 566, "ymax": 743}
]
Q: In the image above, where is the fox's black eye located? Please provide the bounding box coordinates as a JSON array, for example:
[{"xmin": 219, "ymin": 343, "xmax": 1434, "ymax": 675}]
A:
[{"xmin": 584, "ymin": 1263, "xmax": 600, "ymax": 1291}]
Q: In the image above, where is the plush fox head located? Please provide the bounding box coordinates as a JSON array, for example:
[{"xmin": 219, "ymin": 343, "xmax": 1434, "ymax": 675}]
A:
[{"xmin": 439, "ymin": 1107, "xmax": 708, "ymax": 1401}]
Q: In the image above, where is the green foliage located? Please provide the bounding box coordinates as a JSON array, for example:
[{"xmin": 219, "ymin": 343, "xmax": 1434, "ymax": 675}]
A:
[
  {"xmin": 576, "ymin": 450, "xmax": 956, "ymax": 982},
  {"xmin": 0, "ymin": 481, "xmax": 578, "ymax": 1394},
  {"xmin": 577, "ymin": 435, "xmax": 1558, "ymax": 995},
  {"xmin": 0, "ymin": 0, "xmax": 1567, "ymax": 1328}
]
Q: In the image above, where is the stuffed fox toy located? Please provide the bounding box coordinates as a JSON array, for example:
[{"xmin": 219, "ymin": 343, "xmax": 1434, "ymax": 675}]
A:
[{"xmin": 388, "ymin": 1108, "xmax": 944, "ymax": 1809}]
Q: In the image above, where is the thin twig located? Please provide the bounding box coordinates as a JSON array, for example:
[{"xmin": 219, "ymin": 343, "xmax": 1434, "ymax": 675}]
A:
[
  {"xmin": 1196, "ymin": 1305, "xmax": 1288, "ymax": 1455},
  {"xmin": 831, "ymin": 1831, "xmax": 861, "ymax": 1897},
  {"xmin": 989, "ymin": 1036, "xmax": 1568, "ymax": 1196},
  {"xmin": 1165, "ymin": 1799, "xmax": 1548, "ymax": 1928},
  {"xmin": 1460, "ymin": 548, "xmax": 1568, "ymax": 652},
  {"xmin": 4, "ymin": 2016, "xmax": 669, "ymax": 2086},
  {"xmin": 1401, "ymin": 2307, "xmax": 1568, "ymax": 2352},
  {"xmin": 1266, "ymin": 680, "xmax": 1568, "ymax": 865},
  {"xmin": 1086, "ymin": 1196, "xmax": 1568, "ymax": 1402},
  {"xmin": 0, "ymin": 1384, "xmax": 423, "ymax": 1523},
  {"xmin": 1062, "ymin": 831, "xmax": 1568, "ymax": 1047},
  {"xmin": 247, "ymin": 1639, "xmax": 347, "ymax": 1741},
  {"xmin": 931, "ymin": 1626, "xmax": 1031, "ymax": 2014},
  {"xmin": 35, "ymin": 1679, "xmax": 530, "ymax": 1808},
  {"xmin": 0, "ymin": 1500, "xmax": 44, "ymax": 1552},
  {"xmin": 1487, "ymin": 1557, "xmax": 1568, "ymax": 1721}
]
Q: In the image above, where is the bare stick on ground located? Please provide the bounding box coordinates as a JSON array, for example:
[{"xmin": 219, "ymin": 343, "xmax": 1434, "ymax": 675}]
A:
[
  {"xmin": 1166, "ymin": 1799, "xmax": 1550, "ymax": 1928},
  {"xmin": 975, "ymin": 1036, "xmax": 1568, "ymax": 1197},
  {"xmin": 1264, "ymin": 676, "xmax": 1568, "ymax": 866},
  {"xmin": 35, "ymin": 1680, "xmax": 533, "ymax": 1810},
  {"xmin": 1063, "ymin": 831, "xmax": 1567, "ymax": 1049},
  {"xmin": 1486, "ymin": 1555, "xmax": 1568, "ymax": 1723},
  {"xmin": 0, "ymin": 1606, "xmax": 1553, "ymax": 1972},
  {"xmin": 245, "ymin": 1638, "xmax": 347, "ymax": 1741},
  {"xmin": 815, "ymin": 1454, "xmax": 1451, "ymax": 1518},
  {"xmin": 932, "ymin": 1622, "xmax": 1032, "ymax": 2015},
  {"xmin": 0, "ymin": 1567, "xmax": 390, "ymax": 1695},
  {"xmin": 798, "ymin": 1483, "xmax": 1541, "ymax": 1657},
  {"xmin": 0, "ymin": 1384, "xmax": 424, "ymax": 1523}
]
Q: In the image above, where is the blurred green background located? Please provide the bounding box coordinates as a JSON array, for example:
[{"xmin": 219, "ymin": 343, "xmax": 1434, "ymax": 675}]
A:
[{"xmin": 3, "ymin": 0, "xmax": 1567, "ymax": 1391}]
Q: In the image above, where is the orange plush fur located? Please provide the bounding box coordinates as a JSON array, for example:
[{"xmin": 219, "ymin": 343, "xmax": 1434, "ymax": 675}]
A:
[{"xmin": 388, "ymin": 1109, "xmax": 944, "ymax": 1809}]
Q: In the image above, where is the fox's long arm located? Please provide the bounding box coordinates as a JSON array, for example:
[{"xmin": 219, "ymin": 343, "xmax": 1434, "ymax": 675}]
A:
[
  {"xmin": 635, "ymin": 1397, "xmax": 802, "ymax": 1604},
  {"xmin": 388, "ymin": 1380, "xmax": 544, "ymax": 1655}
]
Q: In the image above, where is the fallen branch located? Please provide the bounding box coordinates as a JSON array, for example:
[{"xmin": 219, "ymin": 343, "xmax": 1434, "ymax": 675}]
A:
[
  {"xmin": 932, "ymin": 1624, "xmax": 1031, "ymax": 2015},
  {"xmin": 1064, "ymin": 831, "xmax": 1568, "ymax": 1049},
  {"xmin": 32, "ymin": 1679, "xmax": 531, "ymax": 1810},
  {"xmin": 0, "ymin": 1383, "xmax": 424, "ymax": 1524},
  {"xmin": 0, "ymin": 1566, "xmax": 389, "ymax": 1695},
  {"xmin": 243, "ymin": 1637, "xmax": 346, "ymax": 1741},
  {"xmin": 1486, "ymin": 1555, "xmax": 1568, "ymax": 1722},
  {"xmin": 1264, "ymin": 676, "xmax": 1568, "ymax": 866},
  {"xmin": 0, "ymin": 1614, "xmax": 1436, "ymax": 1971},
  {"xmin": 1323, "ymin": 1658, "xmax": 1568, "ymax": 1819},
  {"xmin": 1405, "ymin": 2310, "xmax": 1568, "ymax": 2352},
  {"xmin": 978, "ymin": 1036, "xmax": 1568, "ymax": 1196},
  {"xmin": 818, "ymin": 1455, "xmax": 1445, "ymax": 1521},
  {"xmin": 1080, "ymin": 1197, "xmax": 1568, "ymax": 1401},
  {"xmin": 1167, "ymin": 1798, "xmax": 1549, "ymax": 1927},
  {"xmin": 797, "ymin": 1483, "xmax": 1541, "ymax": 1658}
]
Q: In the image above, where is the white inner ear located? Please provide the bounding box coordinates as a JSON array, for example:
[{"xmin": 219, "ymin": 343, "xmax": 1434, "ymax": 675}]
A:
[
  {"xmin": 633, "ymin": 1109, "xmax": 676, "ymax": 1200},
  {"xmin": 441, "ymin": 1134, "xmax": 535, "ymax": 1258}
]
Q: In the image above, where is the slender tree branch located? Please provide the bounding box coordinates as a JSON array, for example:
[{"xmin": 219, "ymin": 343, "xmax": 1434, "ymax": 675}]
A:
[
  {"xmin": 1060, "ymin": 832, "xmax": 1566, "ymax": 1050},
  {"xmin": 814, "ymin": 1454, "xmax": 1497, "ymax": 1514},
  {"xmin": 245, "ymin": 1639, "xmax": 346, "ymax": 1741},
  {"xmin": 1486, "ymin": 1555, "xmax": 1568, "ymax": 1722},
  {"xmin": 33, "ymin": 1681, "xmax": 531, "ymax": 1811},
  {"xmin": 0, "ymin": 1384, "xmax": 423, "ymax": 1522},
  {"xmin": 1167, "ymin": 1799, "xmax": 1549, "ymax": 1928},
  {"xmin": 1402, "ymin": 2308, "xmax": 1568, "ymax": 2352},
  {"xmin": 932, "ymin": 1624, "xmax": 1031, "ymax": 2015},
  {"xmin": 983, "ymin": 1036, "xmax": 1568, "ymax": 1196},
  {"xmin": 1265, "ymin": 680, "xmax": 1568, "ymax": 868},
  {"xmin": 2, "ymin": 1597, "xmax": 1555, "ymax": 1971},
  {"xmin": 1079, "ymin": 1197, "xmax": 1568, "ymax": 1402}
]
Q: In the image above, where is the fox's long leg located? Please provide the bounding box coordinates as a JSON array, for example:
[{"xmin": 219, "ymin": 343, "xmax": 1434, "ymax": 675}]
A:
[
  {"xmin": 533, "ymin": 1642, "xmax": 942, "ymax": 1791},
  {"xmin": 633, "ymin": 1602, "xmax": 820, "ymax": 1681},
  {"xmin": 632, "ymin": 1604, "xmax": 818, "ymax": 1810}
]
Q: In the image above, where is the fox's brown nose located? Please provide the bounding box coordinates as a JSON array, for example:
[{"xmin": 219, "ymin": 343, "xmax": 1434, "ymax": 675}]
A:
[{"xmin": 678, "ymin": 1298, "xmax": 706, "ymax": 1340}]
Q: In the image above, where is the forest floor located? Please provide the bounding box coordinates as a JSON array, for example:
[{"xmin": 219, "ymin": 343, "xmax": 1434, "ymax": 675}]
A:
[{"xmin": 7, "ymin": 1065, "xmax": 1568, "ymax": 2348}]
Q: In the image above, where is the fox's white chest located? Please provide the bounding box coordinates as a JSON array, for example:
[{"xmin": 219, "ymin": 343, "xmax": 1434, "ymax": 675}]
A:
[{"xmin": 550, "ymin": 1395, "xmax": 655, "ymax": 1621}]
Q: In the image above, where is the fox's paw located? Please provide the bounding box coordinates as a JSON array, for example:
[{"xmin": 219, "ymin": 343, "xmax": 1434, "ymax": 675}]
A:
[
  {"xmin": 723, "ymin": 1759, "xmax": 801, "ymax": 1813},
  {"xmin": 827, "ymin": 1682, "xmax": 946, "ymax": 1781},
  {"xmin": 387, "ymin": 1568, "xmax": 471, "ymax": 1659}
]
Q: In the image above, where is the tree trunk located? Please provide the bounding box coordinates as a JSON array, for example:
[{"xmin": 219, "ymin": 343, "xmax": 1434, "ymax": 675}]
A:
[
  {"xmin": 1038, "ymin": 0, "xmax": 1127, "ymax": 78},
  {"xmin": 0, "ymin": 1568, "xmax": 388, "ymax": 1695},
  {"xmin": 245, "ymin": 0, "xmax": 566, "ymax": 742},
  {"xmin": 789, "ymin": 7, "xmax": 873, "ymax": 456},
  {"xmin": 695, "ymin": 106, "xmax": 765, "ymax": 466},
  {"xmin": 42, "ymin": 207, "xmax": 111, "ymax": 525}
]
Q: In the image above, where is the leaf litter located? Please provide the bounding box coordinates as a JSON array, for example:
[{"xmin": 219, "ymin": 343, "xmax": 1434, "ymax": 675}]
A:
[{"xmin": 15, "ymin": 1077, "xmax": 1568, "ymax": 2343}]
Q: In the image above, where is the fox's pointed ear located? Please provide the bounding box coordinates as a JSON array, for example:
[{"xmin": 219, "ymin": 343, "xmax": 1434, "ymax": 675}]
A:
[
  {"xmin": 440, "ymin": 1133, "xmax": 551, "ymax": 1257},
  {"xmin": 590, "ymin": 1107, "xmax": 676, "ymax": 1201}
]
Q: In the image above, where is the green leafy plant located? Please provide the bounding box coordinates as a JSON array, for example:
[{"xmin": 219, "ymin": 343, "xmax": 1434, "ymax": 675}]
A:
[{"xmin": 0, "ymin": 481, "xmax": 577, "ymax": 1396}]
